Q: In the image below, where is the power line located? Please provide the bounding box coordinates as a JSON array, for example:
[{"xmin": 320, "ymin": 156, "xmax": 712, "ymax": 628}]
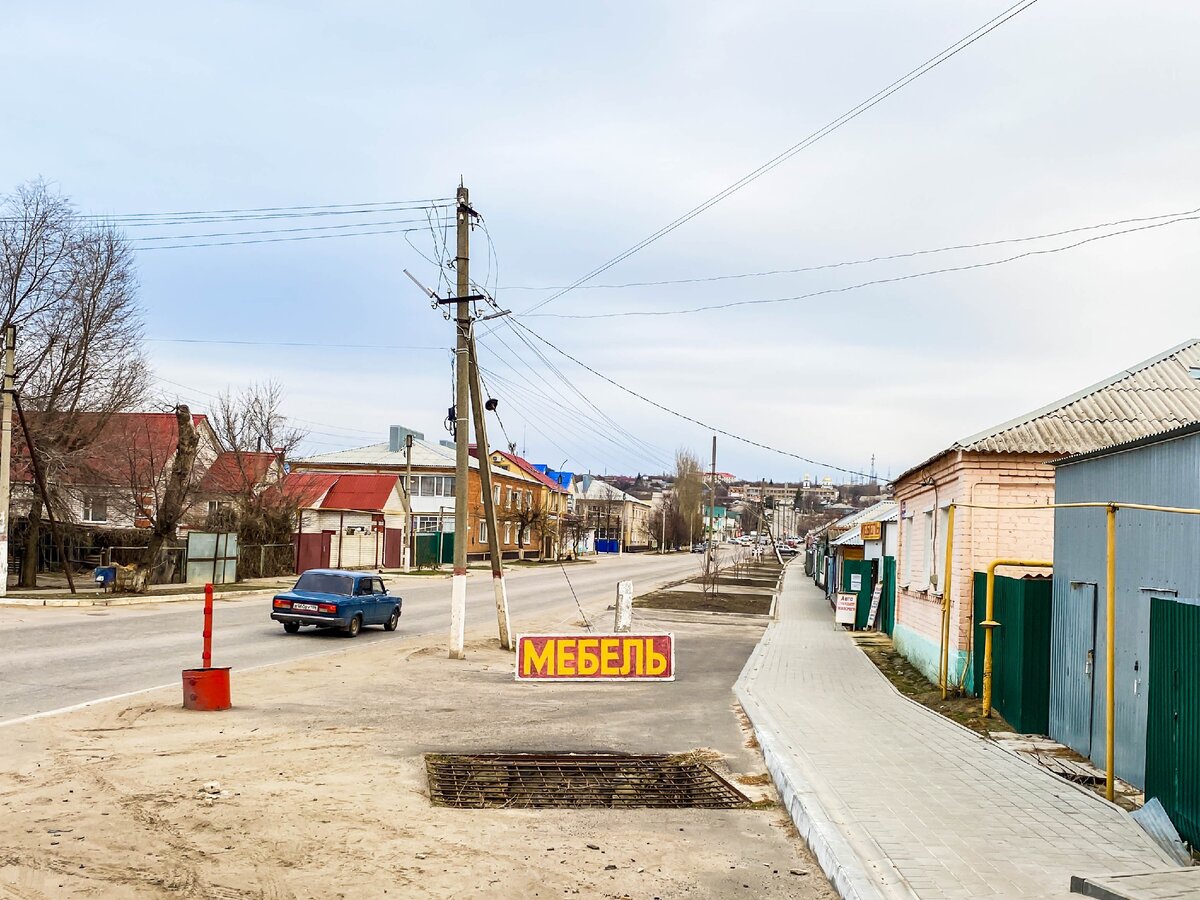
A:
[
  {"xmin": 503, "ymin": 203, "xmax": 1200, "ymax": 292},
  {"xmin": 514, "ymin": 0, "xmax": 1041, "ymax": 318},
  {"xmin": 69, "ymin": 197, "xmax": 455, "ymax": 220},
  {"xmin": 525, "ymin": 212, "xmax": 1200, "ymax": 319},
  {"xmin": 127, "ymin": 214, "xmax": 454, "ymax": 243},
  {"xmin": 133, "ymin": 224, "xmax": 443, "ymax": 251},
  {"xmin": 146, "ymin": 338, "xmax": 444, "ymax": 351},
  {"xmin": 509, "ymin": 320, "xmax": 874, "ymax": 478}
]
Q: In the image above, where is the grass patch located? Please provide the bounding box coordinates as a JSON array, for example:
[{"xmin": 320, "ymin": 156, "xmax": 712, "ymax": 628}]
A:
[
  {"xmin": 854, "ymin": 633, "xmax": 1013, "ymax": 736},
  {"xmin": 735, "ymin": 773, "xmax": 772, "ymax": 786},
  {"xmin": 634, "ymin": 590, "xmax": 771, "ymax": 615}
]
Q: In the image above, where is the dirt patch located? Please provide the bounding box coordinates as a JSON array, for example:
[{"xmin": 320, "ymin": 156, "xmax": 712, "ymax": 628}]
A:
[
  {"xmin": 635, "ymin": 590, "xmax": 771, "ymax": 615},
  {"xmin": 854, "ymin": 633, "xmax": 1014, "ymax": 736},
  {"xmin": 0, "ymin": 619, "xmax": 833, "ymax": 899}
]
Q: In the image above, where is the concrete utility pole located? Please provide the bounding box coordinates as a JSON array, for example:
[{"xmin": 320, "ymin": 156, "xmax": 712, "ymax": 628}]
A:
[
  {"xmin": 0, "ymin": 326, "xmax": 14, "ymax": 596},
  {"xmin": 707, "ymin": 435, "xmax": 718, "ymax": 578},
  {"xmin": 466, "ymin": 330, "xmax": 513, "ymax": 649},
  {"xmin": 403, "ymin": 433, "xmax": 413, "ymax": 573},
  {"xmin": 449, "ymin": 184, "xmax": 472, "ymax": 660}
]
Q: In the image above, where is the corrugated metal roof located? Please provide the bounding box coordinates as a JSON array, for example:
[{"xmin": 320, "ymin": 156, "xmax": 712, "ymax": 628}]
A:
[
  {"xmin": 321, "ymin": 474, "xmax": 400, "ymax": 512},
  {"xmin": 831, "ymin": 525, "xmax": 863, "ymax": 547},
  {"xmin": 896, "ymin": 339, "xmax": 1200, "ymax": 482},
  {"xmin": 830, "ymin": 500, "xmax": 898, "ymax": 531},
  {"xmin": 298, "ymin": 438, "xmax": 536, "ymax": 481}
]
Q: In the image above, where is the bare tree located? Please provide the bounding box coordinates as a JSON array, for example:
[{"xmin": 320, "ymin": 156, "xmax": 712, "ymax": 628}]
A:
[
  {"xmin": 1, "ymin": 182, "xmax": 148, "ymax": 587},
  {"xmin": 498, "ymin": 493, "xmax": 550, "ymax": 560},
  {"xmin": 140, "ymin": 406, "xmax": 200, "ymax": 581}
]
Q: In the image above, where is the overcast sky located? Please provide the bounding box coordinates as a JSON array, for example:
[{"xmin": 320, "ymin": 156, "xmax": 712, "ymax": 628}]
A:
[{"xmin": 4, "ymin": 1, "xmax": 1198, "ymax": 482}]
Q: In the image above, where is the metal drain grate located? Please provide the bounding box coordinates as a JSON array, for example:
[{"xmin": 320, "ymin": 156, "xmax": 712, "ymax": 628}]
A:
[{"xmin": 425, "ymin": 753, "xmax": 749, "ymax": 809}]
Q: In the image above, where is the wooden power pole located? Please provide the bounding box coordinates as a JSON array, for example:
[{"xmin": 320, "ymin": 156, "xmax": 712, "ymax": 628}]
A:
[
  {"xmin": 0, "ymin": 326, "xmax": 13, "ymax": 596},
  {"xmin": 449, "ymin": 184, "xmax": 472, "ymax": 660},
  {"xmin": 467, "ymin": 332, "xmax": 513, "ymax": 649}
]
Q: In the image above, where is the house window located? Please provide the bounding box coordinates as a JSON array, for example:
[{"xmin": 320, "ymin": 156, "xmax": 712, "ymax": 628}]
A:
[
  {"xmin": 414, "ymin": 515, "xmax": 441, "ymax": 533},
  {"xmin": 504, "ymin": 522, "xmax": 512, "ymax": 544},
  {"xmin": 82, "ymin": 494, "xmax": 108, "ymax": 524},
  {"xmin": 923, "ymin": 509, "xmax": 935, "ymax": 590},
  {"xmin": 901, "ymin": 514, "xmax": 913, "ymax": 586},
  {"xmin": 506, "ymin": 487, "xmax": 513, "ymax": 509},
  {"xmin": 415, "ymin": 475, "xmax": 455, "ymax": 497},
  {"xmin": 478, "ymin": 520, "xmax": 487, "ymax": 543},
  {"xmin": 934, "ymin": 505, "xmax": 950, "ymax": 595},
  {"xmin": 525, "ymin": 490, "xmax": 532, "ymax": 510},
  {"xmin": 493, "ymin": 485, "xmax": 501, "ymax": 505}
]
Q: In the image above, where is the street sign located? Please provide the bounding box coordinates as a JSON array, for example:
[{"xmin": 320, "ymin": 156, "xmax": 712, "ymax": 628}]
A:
[
  {"xmin": 866, "ymin": 583, "xmax": 883, "ymax": 628},
  {"xmin": 835, "ymin": 592, "xmax": 857, "ymax": 626},
  {"xmin": 515, "ymin": 633, "xmax": 674, "ymax": 681}
]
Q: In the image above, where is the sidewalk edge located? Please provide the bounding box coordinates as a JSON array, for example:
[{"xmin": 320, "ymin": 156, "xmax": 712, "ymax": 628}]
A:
[{"xmin": 734, "ymin": 627, "xmax": 888, "ymax": 900}]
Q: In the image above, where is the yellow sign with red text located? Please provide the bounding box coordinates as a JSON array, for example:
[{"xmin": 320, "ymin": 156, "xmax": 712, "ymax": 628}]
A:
[
  {"xmin": 860, "ymin": 521, "xmax": 883, "ymax": 542},
  {"xmin": 515, "ymin": 634, "xmax": 675, "ymax": 681}
]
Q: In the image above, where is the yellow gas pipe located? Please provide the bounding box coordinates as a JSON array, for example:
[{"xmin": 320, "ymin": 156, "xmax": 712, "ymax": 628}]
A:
[{"xmin": 981, "ymin": 559, "xmax": 1053, "ymax": 719}]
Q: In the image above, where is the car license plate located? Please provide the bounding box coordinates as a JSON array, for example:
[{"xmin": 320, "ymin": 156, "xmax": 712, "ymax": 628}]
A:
[{"xmin": 293, "ymin": 602, "xmax": 319, "ymax": 612}]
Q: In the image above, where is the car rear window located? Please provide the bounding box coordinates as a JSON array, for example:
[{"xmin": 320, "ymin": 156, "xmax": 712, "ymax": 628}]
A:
[{"xmin": 295, "ymin": 573, "xmax": 353, "ymax": 595}]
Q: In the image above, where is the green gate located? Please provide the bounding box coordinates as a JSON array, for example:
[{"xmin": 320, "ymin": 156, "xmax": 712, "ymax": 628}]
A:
[
  {"xmin": 970, "ymin": 573, "xmax": 1052, "ymax": 733},
  {"xmin": 880, "ymin": 557, "xmax": 897, "ymax": 635},
  {"xmin": 841, "ymin": 559, "xmax": 875, "ymax": 630},
  {"xmin": 1146, "ymin": 598, "xmax": 1200, "ymax": 848},
  {"xmin": 415, "ymin": 532, "xmax": 454, "ymax": 568}
]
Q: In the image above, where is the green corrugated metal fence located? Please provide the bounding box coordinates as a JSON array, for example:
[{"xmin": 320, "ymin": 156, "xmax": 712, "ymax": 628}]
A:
[
  {"xmin": 415, "ymin": 532, "xmax": 454, "ymax": 567},
  {"xmin": 1146, "ymin": 598, "xmax": 1200, "ymax": 848},
  {"xmin": 971, "ymin": 573, "xmax": 1053, "ymax": 734},
  {"xmin": 881, "ymin": 557, "xmax": 897, "ymax": 635}
]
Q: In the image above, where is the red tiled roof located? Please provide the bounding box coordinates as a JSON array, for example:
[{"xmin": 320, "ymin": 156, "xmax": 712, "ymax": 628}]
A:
[
  {"xmin": 493, "ymin": 450, "xmax": 567, "ymax": 493},
  {"xmin": 198, "ymin": 451, "xmax": 277, "ymax": 494},
  {"xmin": 319, "ymin": 474, "xmax": 399, "ymax": 511}
]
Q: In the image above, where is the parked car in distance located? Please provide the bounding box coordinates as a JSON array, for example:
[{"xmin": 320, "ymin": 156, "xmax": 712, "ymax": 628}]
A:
[
  {"xmin": 691, "ymin": 543, "xmax": 707, "ymax": 553},
  {"xmin": 271, "ymin": 569, "xmax": 402, "ymax": 637}
]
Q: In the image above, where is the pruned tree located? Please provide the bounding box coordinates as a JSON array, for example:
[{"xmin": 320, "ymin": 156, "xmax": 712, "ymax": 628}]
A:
[
  {"xmin": 498, "ymin": 492, "xmax": 550, "ymax": 560},
  {"xmin": 137, "ymin": 406, "xmax": 200, "ymax": 583},
  {"xmin": 2, "ymin": 181, "xmax": 149, "ymax": 587}
]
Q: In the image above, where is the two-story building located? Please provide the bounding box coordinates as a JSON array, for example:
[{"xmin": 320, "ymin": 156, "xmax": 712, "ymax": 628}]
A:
[{"xmin": 295, "ymin": 426, "xmax": 544, "ymax": 562}]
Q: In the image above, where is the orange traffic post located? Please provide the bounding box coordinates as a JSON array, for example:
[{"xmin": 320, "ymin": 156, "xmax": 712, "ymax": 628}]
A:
[{"xmin": 183, "ymin": 582, "xmax": 231, "ymax": 711}]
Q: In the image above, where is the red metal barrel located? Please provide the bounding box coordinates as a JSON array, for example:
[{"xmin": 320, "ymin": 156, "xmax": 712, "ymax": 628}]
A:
[{"xmin": 182, "ymin": 667, "xmax": 231, "ymax": 711}]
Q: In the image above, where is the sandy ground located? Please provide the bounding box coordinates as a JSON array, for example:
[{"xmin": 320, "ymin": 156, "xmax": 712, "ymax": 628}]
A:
[{"xmin": 0, "ymin": 607, "xmax": 833, "ymax": 900}]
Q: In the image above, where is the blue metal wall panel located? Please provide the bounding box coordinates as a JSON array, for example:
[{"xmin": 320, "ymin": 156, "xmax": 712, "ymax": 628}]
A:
[{"xmin": 1051, "ymin": 429, "xmax": 1200, "ymax": 788}]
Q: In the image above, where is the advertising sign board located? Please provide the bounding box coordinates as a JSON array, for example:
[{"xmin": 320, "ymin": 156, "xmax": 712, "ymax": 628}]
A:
[
  {"xmin": 835, "ymin": 592, "xmax": 857, "ymax": 626},
  {"xmin": 515, "ymin": 633, "xmax": 675, "ymax": 681}
]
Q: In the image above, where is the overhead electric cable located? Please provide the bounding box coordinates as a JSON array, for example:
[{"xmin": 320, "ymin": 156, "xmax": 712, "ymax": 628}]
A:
[
  {"xmin": 70, "ymin": 197, "xmax": 454, "ymax": 220},
  {"xmin": 128, "ymin": 215, "xmax": 453, "ymax": 243},
  {"xmin": 504, "ymin": 203, "xmax": 1200, "ymax": 292},
  {"xmin": 513, "ymin": 0, "xmax": 1041, "ymax": 318},
  {"xmin": 147, "ymin": 338, "xmax": 444, "ymax": 350},
  {"xmin": 134, "ymin": 225, "xmax": 444, "ymax": 251},
  {"xmin": 526, "ymin": 212, "xmax": 1200, "ymax": 319},
  {"xmin": 509, "ymin": 320, "xmax": 874, "ymax": 478}
]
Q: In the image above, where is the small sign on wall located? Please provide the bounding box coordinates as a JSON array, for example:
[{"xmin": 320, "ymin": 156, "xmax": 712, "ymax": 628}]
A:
[
  {"xmin": 866, "ymin": 583, "xmax": 883, "ymax": 628},
  {"xmin": 849, "ymin": 573, "xmax": 862, "ymax": 592}
]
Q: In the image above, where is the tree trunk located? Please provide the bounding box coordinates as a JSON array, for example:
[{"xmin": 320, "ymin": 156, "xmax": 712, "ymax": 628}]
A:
[
  {"xmin": 142, "ymin": 406, "xmax": 200, "ymax": 586},
  {"xmin": 20, "ymin": 496, "xmax": 42, "ymax": 588}
]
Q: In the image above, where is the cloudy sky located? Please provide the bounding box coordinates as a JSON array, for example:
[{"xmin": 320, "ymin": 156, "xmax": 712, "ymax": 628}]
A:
[{"xmin": 4, "ymin": 1, "xmax": 1198, "ymax": 482}]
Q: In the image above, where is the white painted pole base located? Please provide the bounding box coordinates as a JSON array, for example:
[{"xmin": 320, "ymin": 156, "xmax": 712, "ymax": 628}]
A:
[
  {"xmin": 449, "ymin": 572, "xmax": 467, "ymax": 659},
  {"xmin": 493, "ymin": 573, "xmax": 513, "ymax": 651},
  {"xmin": 614, "ymin": 580, "xmax": 633, "ymax": 633}
]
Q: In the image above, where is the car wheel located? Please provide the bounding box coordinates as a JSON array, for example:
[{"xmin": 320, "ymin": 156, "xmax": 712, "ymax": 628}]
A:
[
  {"xmin": 345, "ymin": 614, "xmax": 362, "ymax": 637},
  {"xmin": 383, "ymin": 607, "xmax": 400, "ymax": 632},
  {"xmin": 283, "ymin": 621, "xmax": 300, "ymax": 634}
]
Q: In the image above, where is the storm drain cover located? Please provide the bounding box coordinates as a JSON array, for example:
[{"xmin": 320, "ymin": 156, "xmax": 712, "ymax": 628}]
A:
[{"xmin": 425, "ymin": 753, "xmax": 749, "ymax": 809}]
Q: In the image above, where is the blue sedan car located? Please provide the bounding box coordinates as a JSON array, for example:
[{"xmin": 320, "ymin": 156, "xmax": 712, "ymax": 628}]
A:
[{"xmin": 271, "ymin": 569, "xmax": 402, "ymax": 637}]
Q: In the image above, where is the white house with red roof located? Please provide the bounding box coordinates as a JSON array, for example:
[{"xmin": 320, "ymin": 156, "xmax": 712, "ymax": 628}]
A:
[{"xmin": 287, "ymin": 472, "xmax": 408, "ymax": 573}]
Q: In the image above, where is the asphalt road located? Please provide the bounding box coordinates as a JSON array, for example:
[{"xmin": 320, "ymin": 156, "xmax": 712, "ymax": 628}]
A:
[{"xmin": 0, "ymin": 552, "xmax": 714, "ymax": 724}]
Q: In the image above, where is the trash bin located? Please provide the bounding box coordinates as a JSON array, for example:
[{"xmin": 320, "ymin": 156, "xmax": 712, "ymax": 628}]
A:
[{"xmin": 93, "ymin": 566, "xmax": 116, "ymax": 589}]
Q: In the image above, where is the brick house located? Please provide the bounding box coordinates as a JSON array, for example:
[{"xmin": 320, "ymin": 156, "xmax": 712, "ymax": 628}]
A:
[{"xmin": 892, "ymin": 338, "xmax": 1200, "ymax": 689}]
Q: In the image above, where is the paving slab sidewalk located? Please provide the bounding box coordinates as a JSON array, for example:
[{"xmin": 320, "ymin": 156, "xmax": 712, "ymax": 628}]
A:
[{"xmin": 735, "ymin": 567, "xmax": 1180, "ymax": 900}]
